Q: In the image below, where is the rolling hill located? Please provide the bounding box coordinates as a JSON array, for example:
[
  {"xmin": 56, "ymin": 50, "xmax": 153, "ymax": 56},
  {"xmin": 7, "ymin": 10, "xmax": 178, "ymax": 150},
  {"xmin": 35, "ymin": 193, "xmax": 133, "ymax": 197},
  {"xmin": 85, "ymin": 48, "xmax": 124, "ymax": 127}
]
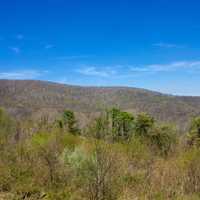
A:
[{"xmin": 0, "ymin": 79, "xmax": 200, "ymax": 130}]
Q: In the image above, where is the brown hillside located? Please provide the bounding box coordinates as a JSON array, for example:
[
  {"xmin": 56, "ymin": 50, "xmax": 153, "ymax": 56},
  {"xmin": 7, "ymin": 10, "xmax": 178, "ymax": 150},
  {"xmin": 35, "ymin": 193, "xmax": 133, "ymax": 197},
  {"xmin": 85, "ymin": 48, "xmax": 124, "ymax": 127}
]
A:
[{"xmin": 0, "ymin": 79, "xmax": 200, "ymax": 130}]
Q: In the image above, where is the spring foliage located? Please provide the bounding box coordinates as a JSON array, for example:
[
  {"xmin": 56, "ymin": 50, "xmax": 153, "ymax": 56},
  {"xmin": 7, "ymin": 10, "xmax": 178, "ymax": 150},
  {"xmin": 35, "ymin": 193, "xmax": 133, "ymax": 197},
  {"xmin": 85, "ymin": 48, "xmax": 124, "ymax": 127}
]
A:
[{"xmin": 0, "ymin": 107, "xmax": 200, "ymax": 199}]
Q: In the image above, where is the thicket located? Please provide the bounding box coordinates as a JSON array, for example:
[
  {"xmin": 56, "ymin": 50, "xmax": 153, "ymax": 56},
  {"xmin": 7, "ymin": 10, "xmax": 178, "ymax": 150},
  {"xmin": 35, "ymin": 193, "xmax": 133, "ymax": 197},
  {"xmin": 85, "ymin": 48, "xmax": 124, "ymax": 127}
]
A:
[{"xmin": 1, "ymin": 107, "xmax": 200, "ymax": 199}]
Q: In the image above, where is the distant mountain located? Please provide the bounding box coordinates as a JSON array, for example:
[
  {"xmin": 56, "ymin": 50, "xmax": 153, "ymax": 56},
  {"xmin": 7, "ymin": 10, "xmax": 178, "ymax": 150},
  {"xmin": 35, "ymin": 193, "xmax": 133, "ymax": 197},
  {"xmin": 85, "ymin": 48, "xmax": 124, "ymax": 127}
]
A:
[{"xmin": 0, "ymin": 79, "xmax": 200, "ymax": 130}]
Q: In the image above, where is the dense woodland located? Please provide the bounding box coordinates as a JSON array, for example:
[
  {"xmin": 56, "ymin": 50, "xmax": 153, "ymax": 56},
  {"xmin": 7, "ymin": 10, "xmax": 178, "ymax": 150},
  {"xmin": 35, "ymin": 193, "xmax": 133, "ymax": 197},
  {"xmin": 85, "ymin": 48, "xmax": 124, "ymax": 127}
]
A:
[{"xmin": 1, "ymin": 107, "xmax": 200, "ymax": 200}]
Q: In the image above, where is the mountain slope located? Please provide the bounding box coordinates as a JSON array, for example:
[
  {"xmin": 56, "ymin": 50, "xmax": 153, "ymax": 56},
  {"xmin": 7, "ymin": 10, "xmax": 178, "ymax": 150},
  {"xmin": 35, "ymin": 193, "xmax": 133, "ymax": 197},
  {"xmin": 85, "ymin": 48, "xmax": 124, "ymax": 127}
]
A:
[{"xmin": 0, "ymin": 79, "xmax": 200, "ymax": 130}]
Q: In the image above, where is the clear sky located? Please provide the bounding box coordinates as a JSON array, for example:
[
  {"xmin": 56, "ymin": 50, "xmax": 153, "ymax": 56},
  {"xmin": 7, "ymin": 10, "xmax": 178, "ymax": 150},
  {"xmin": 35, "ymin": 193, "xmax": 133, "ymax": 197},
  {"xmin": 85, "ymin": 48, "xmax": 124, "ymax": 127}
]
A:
[{"xmin": 1, "ymin": 0, "xmax": 200, "ymax": 95}]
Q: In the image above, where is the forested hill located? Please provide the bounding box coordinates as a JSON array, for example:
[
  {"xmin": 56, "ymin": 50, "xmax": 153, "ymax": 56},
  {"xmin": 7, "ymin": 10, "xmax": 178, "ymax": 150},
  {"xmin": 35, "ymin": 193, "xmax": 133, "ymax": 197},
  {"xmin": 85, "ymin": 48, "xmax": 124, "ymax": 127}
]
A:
[{"xmin": 0, "ymin": 79, "xmax": 200, "ymax": 130}]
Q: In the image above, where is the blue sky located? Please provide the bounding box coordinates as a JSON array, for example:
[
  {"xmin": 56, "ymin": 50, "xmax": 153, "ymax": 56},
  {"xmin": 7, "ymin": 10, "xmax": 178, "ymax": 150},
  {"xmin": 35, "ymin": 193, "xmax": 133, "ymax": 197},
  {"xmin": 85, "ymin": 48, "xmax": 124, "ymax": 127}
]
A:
[{"xmin": 1, "ymin": 0, "xmax": 200, "ymax": 95}]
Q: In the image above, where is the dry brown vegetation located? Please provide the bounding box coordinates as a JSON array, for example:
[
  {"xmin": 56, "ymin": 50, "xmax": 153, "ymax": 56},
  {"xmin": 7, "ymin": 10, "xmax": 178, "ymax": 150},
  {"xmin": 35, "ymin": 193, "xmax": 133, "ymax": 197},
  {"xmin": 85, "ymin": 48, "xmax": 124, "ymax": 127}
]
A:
[
  {"xmin": 1, "ymin": 106, "xmax": 200, "ymax": 199},
  {"xmin": 1, "ymin": 80, "xmax": 200, "ymax": 131}
]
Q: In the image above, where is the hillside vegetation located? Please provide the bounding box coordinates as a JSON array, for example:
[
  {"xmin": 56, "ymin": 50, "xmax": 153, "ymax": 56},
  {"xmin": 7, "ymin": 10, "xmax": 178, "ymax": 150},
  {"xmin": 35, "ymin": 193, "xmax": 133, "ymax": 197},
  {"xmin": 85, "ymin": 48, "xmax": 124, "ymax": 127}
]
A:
[
  {"xmin": 1, "ymin": 80, "xmax": 200, "ymax": 131},
  {"xmin": 1, "ymin": 107, "xmax": 200, "ymax": 199}
]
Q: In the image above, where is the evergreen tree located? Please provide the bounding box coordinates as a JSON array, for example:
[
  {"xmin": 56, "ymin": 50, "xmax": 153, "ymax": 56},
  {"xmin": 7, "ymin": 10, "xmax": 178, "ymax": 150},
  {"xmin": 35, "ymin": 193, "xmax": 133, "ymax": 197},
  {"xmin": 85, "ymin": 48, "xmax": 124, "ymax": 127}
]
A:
[
  {"xmin": 62, "ymin": 110, "xmax": 80, "ymax": 134},
  {"xmin": 135, "ymin": 113, "xmax": 154, "ymax": 137}
]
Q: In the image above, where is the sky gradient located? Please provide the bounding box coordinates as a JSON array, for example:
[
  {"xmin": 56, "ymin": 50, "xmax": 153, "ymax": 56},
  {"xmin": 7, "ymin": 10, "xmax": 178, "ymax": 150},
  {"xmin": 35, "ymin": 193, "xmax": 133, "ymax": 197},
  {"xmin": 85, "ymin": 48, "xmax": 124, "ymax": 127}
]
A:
[{"xmin": 1, "ymin": 0, "xmax": 200, "ymax": 95}]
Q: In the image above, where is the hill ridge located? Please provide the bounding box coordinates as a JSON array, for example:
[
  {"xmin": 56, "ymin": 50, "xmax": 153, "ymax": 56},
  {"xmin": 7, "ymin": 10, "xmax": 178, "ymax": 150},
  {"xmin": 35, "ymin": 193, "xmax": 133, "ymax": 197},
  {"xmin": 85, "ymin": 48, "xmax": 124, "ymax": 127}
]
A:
[{"xmin": 0, "ymin": 79, "xmax": 200, "ymax": 130}]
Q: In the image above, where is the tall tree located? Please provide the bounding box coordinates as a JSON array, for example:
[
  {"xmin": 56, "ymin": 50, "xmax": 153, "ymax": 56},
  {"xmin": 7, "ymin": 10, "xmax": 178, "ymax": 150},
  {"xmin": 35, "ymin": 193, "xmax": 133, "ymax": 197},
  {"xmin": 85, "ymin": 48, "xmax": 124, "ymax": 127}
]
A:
[
  {"xmin": 135, "ymin": 113, "xmax": 154, "ymax": 137},
  {"xmin": 62, "ymin": 110, "xmax": 80, "ymax": 134},
  {"xmin": 109, "ymin": 108, "xmax": 135, "ymax": 140}
]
